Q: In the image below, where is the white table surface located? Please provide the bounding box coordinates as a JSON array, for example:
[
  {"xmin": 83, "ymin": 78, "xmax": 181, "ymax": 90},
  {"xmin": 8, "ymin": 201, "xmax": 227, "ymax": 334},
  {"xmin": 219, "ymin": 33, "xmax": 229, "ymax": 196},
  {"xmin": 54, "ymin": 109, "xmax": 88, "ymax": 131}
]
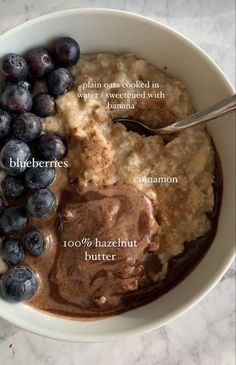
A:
[{"xmin": 0, "ymin": 1, "xmax": 235, "ymax": 364}]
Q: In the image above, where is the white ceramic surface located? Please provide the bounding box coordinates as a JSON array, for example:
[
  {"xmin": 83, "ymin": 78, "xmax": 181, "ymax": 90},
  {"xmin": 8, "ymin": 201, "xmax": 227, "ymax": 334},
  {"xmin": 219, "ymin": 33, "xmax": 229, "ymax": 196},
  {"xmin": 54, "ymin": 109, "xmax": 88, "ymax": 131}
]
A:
[{"xmin": 0, "ymin": 8, "xmax": 235, "ymax": 342}]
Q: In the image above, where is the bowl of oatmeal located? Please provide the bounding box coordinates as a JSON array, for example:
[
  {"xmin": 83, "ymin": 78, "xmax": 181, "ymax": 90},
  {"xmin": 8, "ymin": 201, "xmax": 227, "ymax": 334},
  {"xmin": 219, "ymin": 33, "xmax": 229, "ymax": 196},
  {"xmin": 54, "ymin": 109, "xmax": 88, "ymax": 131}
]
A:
[{"xmin": 0, "ymin": 9, "xmax": 235, "ymax": 341}]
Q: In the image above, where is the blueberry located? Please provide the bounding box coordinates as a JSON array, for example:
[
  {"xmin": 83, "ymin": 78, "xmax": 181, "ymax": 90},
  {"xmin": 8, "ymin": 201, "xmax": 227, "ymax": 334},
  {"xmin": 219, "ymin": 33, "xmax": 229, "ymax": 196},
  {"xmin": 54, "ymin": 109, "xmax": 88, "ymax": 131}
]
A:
[
  {"xmin": 0, "ymin": 139, "xmax": 31, "ymax": 176},
  {"xmin": 47, "ymin": 68, "xmax": 73, "ymax": 95},
  {"xmin": 2, "ymin": 239, "xmax": 24, "ymax": 266},
  {"xmin": 17, "ymin": 80, "xmax": 34, "ymax": 92},
  {"xmin": 13, "ymin": 112, "xmax": 42, "ymax": 143},
  {"xmin": 0, "ymin": 207, "xmax": 27, "ymax": 234},
  {"xmin": 32, "ymin": 93, "xmax": 55, "ymax": 118},
  {"xmin": 37, "ymin": 133, "xmax": 66, "ymax": 161},
  {"xmin": 26, "ymin": 47, "xmax": 55, "ymax": 79},
  {"xmin": 0, "ymin": 265, "xmax": 38, "ymax": 302},
  {"xmin": 2, "ymin": 175, "xmax": 25, "ymax": 199},
  {"xmin": 24, "ymin": 228, "xmax": 45, "ymax": 256},
  {"xmin": 2, "ymin": 79, "xmax": 34, "ymax": 93},
  {"xmin": 0, "ymin": 53, "xmax": 28, "ymax": 81},
  {"xmin": 0, "ymin": 107, "xmax": 12, "ymax": 140},
  {"xmin": 54, "ymin": 37, "xmax": 80, "ymax": 67},
  {"xmin": 27, "ymin": 188, "xmax": 56, "ymax": 217},
  {"xmin": 25, "ymin": 165, "xmax": 56, "ymax": 189},
  {"xmin": 2, "ymin": 85, "xmax": 32, "ymax": 113}
]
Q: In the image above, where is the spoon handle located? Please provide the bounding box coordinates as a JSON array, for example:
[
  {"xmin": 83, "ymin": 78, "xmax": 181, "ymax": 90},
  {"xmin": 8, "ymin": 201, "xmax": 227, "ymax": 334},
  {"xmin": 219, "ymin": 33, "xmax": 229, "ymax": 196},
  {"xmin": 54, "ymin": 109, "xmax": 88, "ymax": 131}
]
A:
[{"xmin": 158, "ymin": 94, "xmax": 236, "ymax": 134}]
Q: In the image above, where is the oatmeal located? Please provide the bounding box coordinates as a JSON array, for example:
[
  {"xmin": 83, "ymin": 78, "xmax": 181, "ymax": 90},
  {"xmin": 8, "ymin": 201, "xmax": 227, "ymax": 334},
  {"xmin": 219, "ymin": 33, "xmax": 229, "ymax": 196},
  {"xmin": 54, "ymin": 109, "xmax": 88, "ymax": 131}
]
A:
[
  {"xmin": 0, "ymin": 50, "xmax": 221, "ymax": 318},
  {"xmin": 42, "ymin": 54, "xmax": 215, "ymax": 282}
]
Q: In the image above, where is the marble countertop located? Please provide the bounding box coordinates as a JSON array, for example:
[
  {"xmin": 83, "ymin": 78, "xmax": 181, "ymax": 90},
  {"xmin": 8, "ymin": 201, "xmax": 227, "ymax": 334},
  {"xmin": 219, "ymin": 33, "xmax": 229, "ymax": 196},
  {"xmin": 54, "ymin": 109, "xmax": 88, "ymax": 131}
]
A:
[{"xmin": 0, "ymin": 0, "xmax": 235, "ymax": 364}]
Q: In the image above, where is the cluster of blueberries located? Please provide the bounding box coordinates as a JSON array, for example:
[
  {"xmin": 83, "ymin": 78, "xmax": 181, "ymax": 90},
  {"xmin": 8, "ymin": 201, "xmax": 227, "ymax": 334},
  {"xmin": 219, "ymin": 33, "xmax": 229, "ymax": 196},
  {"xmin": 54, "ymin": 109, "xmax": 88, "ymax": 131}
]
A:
[{"xmin": 0, "ymin": 37, "xmax": 80, "ymax": 302}]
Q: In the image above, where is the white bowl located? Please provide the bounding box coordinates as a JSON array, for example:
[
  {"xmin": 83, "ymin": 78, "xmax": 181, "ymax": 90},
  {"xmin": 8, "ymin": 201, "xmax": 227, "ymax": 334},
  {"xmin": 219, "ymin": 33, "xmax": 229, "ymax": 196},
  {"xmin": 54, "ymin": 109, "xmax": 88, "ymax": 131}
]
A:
[{"xmin": 0, "ymin": 8, "xmax": 235, "ymax": 342}]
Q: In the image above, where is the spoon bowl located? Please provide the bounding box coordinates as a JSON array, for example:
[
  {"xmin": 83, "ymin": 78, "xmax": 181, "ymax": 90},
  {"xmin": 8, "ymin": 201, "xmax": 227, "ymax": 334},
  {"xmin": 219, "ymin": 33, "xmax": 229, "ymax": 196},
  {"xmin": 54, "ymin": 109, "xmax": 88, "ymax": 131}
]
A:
[{"xmin": 113, "ymin": 94, "xmax": 236, "ymax": 135}]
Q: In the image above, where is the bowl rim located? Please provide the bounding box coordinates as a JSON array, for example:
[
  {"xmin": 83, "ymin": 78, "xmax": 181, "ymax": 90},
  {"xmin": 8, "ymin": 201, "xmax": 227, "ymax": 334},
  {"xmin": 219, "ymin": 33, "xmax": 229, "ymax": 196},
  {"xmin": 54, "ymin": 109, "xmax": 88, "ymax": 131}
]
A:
[
  {"xmin": 0, "ymin": 7, "xmax": 235, "ymax": 342},
  {"xmin": 0, "ymin": 7, "xmax": 235, "ymax": 91}
]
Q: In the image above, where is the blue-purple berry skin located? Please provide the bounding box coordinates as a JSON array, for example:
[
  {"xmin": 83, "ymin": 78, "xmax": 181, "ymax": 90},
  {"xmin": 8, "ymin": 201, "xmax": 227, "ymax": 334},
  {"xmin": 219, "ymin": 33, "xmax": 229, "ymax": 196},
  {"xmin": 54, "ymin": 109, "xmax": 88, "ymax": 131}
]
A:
[
  {"xmin": 27, "ymin": 188, "xmax": 56, "ymax": 217},
  {"xmin": 47, "ymin": 68, "xmax": 73, "ymax": 96},
  {"xmin": 1, "ymin": 53, "xmax": 28, "ymax": 81},
  {"xmin": 0, "ymin": 206, "xmax": 27, "ymax": 234},
  {"xmin": 37, "ymin": 133, "xmax": 66, "ymax": 161},
  {"xmin": 0, "ymin": 107, "xmax": 12, "ymax": 140},
  {"xmin": 13, "ymin": 112, "xmax": 42, "ymax": 143},
  {"xmin": 17, "ymin": 80, "xmax": 34, "ymax": 92},
  {"xmin": 26, "ymin": 47, "xmax": 55, "ymax": 79},
  {"xmin": 2, "ymin": 79, "xmax": 34, "ymax": 93},
  {"xmin": 2, "ymin": 85, "xmax": 32, "ymax": 113},
  {"xmin": 0, "ymin": 139, "xmax": 31, "ymax": 176},
  {"xmin": 2, "ymin": 239, "xmax": 24, "ymax": 266},
  {"xmin": 24, "ymin": 228, "xmax": 45, "ymax": 256},
  {"xmin": 54, "ymin": 37, "xmax": 80, "ymax": 67},
  {"xmin": 25, "ymin": 165, "xmax": 56, "ymax": 189},
  {"xmin": 32, "ymin": 93, "xmax": 55, "ymax": 117},
  {"xmin": 2, "ymin": 175, "xmax": 25, "ymax": 199},
  {"xmin": 0, "ymin": 265, "xmax": 38, "ymax": 302}
]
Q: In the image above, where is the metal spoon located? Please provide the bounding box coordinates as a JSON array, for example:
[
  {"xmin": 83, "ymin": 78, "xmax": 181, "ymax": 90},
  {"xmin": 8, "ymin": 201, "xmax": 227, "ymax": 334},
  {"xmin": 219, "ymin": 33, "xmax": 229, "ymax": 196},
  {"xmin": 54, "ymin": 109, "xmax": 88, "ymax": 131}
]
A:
[{"xmin": 113, "ymin": 94, "xmax": 236, "ymax": 135}]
